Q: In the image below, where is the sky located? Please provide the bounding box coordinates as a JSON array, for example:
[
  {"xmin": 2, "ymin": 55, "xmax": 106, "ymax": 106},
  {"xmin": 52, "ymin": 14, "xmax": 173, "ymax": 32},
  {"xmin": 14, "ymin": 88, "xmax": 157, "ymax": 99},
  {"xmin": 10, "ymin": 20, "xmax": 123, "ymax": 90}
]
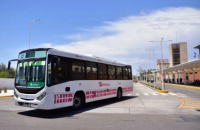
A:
[{"xmin": 0, "ymin": 0, "xmax": 200, "ymax": 75}]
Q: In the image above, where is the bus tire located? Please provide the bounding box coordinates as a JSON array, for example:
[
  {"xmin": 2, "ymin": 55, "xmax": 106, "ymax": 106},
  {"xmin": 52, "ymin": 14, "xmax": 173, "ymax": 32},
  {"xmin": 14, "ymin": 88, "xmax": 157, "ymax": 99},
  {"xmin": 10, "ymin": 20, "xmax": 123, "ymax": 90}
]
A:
[
  {"xmin": 73, "ymin": 93, "xmax": 85, "ymax": 110},
  {"xmin": 116, "ymin": 88, "xmax": 122, "ymax": 100}
]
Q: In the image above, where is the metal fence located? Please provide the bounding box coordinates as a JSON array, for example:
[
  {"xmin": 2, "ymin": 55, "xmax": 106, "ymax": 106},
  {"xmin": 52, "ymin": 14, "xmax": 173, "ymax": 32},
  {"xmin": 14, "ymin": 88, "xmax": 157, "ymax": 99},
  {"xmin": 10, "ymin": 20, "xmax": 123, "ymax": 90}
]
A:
[{"xmin": 0, "ymin": 78, "xmax": 15, "ymax": 89}]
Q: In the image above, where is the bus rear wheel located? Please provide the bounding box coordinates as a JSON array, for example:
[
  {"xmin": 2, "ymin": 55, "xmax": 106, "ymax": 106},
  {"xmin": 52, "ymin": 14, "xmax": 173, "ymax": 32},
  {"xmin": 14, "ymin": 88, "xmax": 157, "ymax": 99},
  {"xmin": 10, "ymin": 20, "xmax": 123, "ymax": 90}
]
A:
[{"xmin": 73, "ymin": 94, "xmax": 84, "ymax": 110}]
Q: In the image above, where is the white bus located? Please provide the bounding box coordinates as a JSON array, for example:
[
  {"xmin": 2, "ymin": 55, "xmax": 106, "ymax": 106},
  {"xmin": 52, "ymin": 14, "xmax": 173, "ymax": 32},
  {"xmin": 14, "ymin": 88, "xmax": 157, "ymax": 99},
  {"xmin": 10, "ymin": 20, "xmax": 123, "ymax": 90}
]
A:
[{"xmin": 8, "ymin": 48, "xmax": 133, "ymax": 110}]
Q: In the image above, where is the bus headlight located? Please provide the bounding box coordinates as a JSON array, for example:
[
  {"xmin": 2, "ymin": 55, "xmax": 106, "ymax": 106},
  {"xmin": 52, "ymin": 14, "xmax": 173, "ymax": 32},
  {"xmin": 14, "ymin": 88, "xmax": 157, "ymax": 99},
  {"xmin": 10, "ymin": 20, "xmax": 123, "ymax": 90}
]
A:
[
  {"xmin": 14, "ymin": 90, "xmax": 18, "ymax": 98},
  {"xmin": 37, "ymin": 92, "xmax": 46, "ymax": 101}
]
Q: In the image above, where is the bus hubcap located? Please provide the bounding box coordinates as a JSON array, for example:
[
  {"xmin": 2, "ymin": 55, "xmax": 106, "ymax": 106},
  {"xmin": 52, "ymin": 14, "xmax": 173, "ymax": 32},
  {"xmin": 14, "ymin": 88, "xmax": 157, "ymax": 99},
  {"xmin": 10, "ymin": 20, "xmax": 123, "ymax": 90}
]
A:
[{"xmin": 74, "ymin": 97, "xmax": 81, "ymax": 107}]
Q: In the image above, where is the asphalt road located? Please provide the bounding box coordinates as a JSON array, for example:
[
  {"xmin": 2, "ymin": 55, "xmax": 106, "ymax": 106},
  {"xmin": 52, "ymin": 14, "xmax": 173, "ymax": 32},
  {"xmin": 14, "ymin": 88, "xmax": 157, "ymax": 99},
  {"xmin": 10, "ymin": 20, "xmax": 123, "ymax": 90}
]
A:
[
  {"xmin": 147, "ymin": 82, "xmax": 200, "ymax": 99},
  {"xmin": 0, "ymin": 83, "xmax": 200, "ymax": 130},
  {"xmin": 0, "ymin": 110, "xmax": 200, "ymax": 130},
  {"xmin": 165, "ymin": 84, "xmax": 200, "ymax": 100}
]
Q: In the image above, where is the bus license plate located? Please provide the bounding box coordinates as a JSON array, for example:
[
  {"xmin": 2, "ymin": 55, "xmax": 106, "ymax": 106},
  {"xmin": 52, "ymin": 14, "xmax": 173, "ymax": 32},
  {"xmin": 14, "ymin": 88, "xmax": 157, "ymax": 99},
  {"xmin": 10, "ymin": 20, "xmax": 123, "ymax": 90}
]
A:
[{"xmin": 23, "ymin": 103, "xmax": 31, "ymax": 107}]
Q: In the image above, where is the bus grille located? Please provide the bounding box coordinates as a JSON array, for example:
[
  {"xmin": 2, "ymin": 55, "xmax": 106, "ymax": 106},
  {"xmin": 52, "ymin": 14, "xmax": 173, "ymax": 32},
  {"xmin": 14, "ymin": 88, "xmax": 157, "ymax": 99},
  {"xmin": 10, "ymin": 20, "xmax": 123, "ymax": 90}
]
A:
[{"xmin": 16, "ymin": 87, "xmax": 44, "ymax": 94}]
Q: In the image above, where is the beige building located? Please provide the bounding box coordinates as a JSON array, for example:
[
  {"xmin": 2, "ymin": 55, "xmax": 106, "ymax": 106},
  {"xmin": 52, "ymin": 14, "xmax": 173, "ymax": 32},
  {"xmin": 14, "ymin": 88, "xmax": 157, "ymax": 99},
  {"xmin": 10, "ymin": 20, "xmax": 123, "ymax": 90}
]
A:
[
  {"xmin": 169, "ymin": 42, "xmax": 188, "ymax": 67},
  {"xmin": 156, "ymin": 59, "xmax": 170, "ymax": 81}
]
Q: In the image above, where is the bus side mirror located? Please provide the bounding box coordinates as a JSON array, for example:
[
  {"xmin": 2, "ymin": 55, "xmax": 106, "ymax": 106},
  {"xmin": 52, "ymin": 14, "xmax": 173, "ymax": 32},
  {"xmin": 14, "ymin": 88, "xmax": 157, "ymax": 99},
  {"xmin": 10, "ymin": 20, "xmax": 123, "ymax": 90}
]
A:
[
  {"xmin": 8, "ymin": 61, "xmax": 11, "ymax": 70},
  {"xmin": 7, "ymin": 59, "xmax": 18, "ymax": 70}
]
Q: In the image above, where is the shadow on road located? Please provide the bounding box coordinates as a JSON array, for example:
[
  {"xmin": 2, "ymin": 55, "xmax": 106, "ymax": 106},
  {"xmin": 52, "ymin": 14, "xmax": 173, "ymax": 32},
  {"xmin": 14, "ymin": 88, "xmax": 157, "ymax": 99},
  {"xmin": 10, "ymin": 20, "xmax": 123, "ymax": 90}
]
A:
[
  {"xmin": 196, "ymin": 110, "xmax": 200, "ymax": 112},
  {"xmin": 18, "ymin": 96, "xmax": 137, "ymax": 119}
]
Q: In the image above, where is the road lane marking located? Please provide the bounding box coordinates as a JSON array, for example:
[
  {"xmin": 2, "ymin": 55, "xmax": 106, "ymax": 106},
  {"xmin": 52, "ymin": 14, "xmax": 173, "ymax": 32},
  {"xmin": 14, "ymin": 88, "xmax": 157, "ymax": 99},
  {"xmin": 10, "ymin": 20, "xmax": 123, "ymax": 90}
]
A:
[
  {"xmin": 159, "ymin": 93, "xmax": 167, "ymax": 96},
  {"xmin": 173, "ymin": 96, "xmax": 200, "ymax": 109},
  {"xmin": 151, "ymin": 93, "xmax": 158, "ymax": 95},
  {"xmin": 132, "ymin": 92, "xmax": 187, "ymax": 96},
  {"xmin": 143, "ymin": 93, "xmax": 149, "ymax": 96},
  {"xmin": 168, "ymin": 92, "xmax": 176, "ymax": 95},
  {"xmin": 176, "ymin": 93, "xmax": 187, "ymax": 97}
]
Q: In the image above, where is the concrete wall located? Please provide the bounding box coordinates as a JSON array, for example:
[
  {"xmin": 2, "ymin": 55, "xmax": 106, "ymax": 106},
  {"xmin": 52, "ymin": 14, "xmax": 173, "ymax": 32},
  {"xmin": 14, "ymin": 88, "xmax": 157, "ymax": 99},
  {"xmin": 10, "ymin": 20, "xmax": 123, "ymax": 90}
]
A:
[
  {"xmin": 169, "ymin": 44, "xmax": 173, "ymax": 67},
  {"xmin": 0, "ymin": 78, "xmax": 15, "ymax": 89},
  {"xmin": 180, "ymin": 42, "xmax": 188, "ymax": 63},
  {"xmin": 169, "ymin": 42, "xmax": 188, "ymax": 67}
]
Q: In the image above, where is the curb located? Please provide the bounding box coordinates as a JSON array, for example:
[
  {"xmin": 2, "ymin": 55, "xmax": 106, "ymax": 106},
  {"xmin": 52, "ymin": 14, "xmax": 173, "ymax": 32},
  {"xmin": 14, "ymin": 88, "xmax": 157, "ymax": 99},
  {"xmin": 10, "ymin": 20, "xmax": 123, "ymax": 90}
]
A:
[
  {"xmin": 0, "ymin": 95, "xmax": 13, "ymax": 98},
  {"xmin": 156, "ymin": 90, "xmax": 169, "ymax": 93},
  {"xmin": 156, "ymin": 82, "xmax": 200, "ymax": 90},
  {"xmin": 140, "ymin": 82, "xmax": 169, "ymax": 93}
]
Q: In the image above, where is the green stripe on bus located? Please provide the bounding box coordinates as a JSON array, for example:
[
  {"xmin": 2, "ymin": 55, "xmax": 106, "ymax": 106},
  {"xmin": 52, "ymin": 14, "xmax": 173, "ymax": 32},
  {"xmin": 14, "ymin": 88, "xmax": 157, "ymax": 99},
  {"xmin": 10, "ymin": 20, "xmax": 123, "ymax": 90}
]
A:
[
  {"xmin": 32, "ymin": 62, "xmax": 35, "ymax": 66},
  {"xmin": 38, "ymin": 61, "xmax": 42, "ymax": 66},
  {"xmin": 19, "ymin": 61, "xmax": 45, "ymax": 67}
]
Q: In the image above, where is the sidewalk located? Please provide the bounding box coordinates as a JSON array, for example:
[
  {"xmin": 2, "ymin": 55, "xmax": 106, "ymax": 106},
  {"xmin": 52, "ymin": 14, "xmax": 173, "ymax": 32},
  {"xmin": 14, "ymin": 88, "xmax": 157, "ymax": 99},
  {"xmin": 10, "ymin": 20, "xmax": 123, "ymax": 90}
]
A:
[
  {"xmin": 0, "ymin": 90, "xmax": 14, "ymax": 98},
  {"xmin": 156, "ymin": 82, "xmax": 200, "ymax": 90}
]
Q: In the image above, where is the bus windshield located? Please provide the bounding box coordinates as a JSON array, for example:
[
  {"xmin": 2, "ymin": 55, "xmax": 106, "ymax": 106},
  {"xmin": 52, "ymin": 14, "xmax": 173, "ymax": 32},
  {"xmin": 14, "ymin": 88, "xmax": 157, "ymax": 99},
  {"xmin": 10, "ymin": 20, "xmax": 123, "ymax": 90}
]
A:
[{"xmin": 15, "ymin": 59, "xmax": 46, "ymax": 88}]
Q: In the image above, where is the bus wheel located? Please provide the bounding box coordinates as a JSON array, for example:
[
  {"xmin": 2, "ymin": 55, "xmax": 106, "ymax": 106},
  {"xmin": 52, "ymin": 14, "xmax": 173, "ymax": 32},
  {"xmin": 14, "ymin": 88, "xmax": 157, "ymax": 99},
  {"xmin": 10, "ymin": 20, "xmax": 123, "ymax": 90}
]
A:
[
  {"xmin": 116, "ymin": 88, "xmax": 122, "ymax": 100},
  {"xmin": 73, "ymin": 94, "xmax": 84, "ymax": 110}
]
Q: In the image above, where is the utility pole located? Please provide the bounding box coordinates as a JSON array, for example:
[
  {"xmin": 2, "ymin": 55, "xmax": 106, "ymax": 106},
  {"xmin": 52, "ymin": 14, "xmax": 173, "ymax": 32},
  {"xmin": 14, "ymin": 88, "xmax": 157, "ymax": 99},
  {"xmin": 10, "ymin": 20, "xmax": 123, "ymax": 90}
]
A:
[
  {"xmin": 29, "ymin": 19, "xmax": 40, "ymax": 49},
  {"xmin": 150, "ymin": 38, "xmax": 172, "ymax": 91}
]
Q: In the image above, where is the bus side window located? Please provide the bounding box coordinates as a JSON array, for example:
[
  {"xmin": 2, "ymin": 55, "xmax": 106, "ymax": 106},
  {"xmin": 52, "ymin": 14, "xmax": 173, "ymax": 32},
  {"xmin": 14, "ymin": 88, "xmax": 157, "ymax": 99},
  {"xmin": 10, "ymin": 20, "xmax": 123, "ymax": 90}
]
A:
[
  {"xmin": 128, "ymin": 67, "xmax": 132, "ymax": 80},
  {"xmin": 116, "ymin": 67, "xmax": 122, "ymax": 79},
  {"xmin": 123, "ymin": 67, "xmax": 128, "ymax": 79},
  {"xmin": 108, "ymin": 65, "xmax": 116, "ymax": 79},
  {"xmin": 86, "ymin": 62, "xmax": 97, "ymax": 80},
  {"xmin": 47, "ymin": 55, "xmax": 52, "ymax": 86},
  {"xmin": 49, "ymin": 56, "xmax": 69, "ymax": 85},
  {"xmin": 72, "ymin": 60, "xmax": 85, "ymax": 80},
  {"xmin": 98, "ymin": 64, "xmax": 107, "ymax": 80}
]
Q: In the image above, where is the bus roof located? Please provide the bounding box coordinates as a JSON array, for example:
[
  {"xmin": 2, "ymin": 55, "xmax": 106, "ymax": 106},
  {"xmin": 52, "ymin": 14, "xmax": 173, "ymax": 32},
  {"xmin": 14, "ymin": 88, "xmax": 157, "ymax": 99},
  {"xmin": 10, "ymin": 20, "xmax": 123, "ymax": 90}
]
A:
[
  {"xmin": 20, "ymin": 48, "xmax": 131, "ymax": 67},
  {"xmin": 19, "ymin": 48, "xmax": 51, "ymax": 54}
]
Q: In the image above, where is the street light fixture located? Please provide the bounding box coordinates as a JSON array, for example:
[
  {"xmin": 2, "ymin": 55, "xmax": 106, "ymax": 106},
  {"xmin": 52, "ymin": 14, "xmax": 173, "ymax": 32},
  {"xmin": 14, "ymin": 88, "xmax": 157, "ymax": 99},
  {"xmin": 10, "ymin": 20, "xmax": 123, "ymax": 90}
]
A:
[
  {"xmin": 29, "ymin": 19, "xmax": 40, "ymax": 49},
  {"xmin": 150, "ymin": 38, "xmax": 172, "ymax": 91}
]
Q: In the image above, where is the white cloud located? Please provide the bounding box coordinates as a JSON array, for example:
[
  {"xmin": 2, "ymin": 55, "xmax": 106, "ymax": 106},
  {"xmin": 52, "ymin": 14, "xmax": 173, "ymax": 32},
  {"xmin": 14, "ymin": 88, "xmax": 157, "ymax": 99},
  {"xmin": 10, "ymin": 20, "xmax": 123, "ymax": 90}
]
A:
[
  {"xmin": 38, "ymin": 43, "xmax": 52, "ymax": 48},
  {"xmin": 39, "ymin": 7, "xmax": 200, "ymax": 74}
]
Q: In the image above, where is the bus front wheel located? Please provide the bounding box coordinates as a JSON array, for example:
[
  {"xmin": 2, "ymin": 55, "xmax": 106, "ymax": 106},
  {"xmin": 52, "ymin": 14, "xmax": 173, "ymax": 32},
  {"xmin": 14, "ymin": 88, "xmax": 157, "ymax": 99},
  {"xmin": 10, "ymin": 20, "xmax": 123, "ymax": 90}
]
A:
[{"xmin": 73, "ymin": 94, "xmax": 84, "ymax": 110}]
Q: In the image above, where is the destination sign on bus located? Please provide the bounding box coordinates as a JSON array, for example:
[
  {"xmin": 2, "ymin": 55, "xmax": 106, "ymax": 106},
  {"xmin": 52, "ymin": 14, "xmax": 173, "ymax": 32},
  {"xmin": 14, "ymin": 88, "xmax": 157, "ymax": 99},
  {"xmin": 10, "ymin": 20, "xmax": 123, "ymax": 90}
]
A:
[{"xmin": 18, "ymin": 50, "xmax": 47, "ymax": 60}]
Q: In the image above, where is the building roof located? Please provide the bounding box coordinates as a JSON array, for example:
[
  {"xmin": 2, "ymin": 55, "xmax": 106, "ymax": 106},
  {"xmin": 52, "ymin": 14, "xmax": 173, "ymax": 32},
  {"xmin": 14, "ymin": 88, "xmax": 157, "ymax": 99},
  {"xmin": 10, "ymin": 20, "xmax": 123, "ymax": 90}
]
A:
[
  {"xmin": 193, "ymin": 43, "xmax": 200, "ymax": 49},
  {"xmin": 156, "ymin": 59, "xmax": 200, "ymax": 73}
]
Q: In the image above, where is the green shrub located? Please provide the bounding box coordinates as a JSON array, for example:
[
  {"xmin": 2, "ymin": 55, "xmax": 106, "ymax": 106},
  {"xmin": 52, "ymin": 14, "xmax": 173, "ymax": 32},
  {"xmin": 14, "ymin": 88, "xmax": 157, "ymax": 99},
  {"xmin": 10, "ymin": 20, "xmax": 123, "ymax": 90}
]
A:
[
  {"xmin": 0, "ymin": 71, "xmax": 9, "ymax": 78},
  {"xmin": 0, "ymin": 88, "xmax": 2, "ymax": 93},
  {"xmin": 0, "ymin": 62, "xmax": 15, "ymax": 78}
]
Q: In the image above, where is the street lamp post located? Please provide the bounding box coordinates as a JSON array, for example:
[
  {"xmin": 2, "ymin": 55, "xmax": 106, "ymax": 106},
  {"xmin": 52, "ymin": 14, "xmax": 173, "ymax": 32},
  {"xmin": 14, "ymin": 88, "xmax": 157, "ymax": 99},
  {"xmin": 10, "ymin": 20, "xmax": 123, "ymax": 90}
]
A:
[
  {"xmin": 150, "ymin": 38, "xmax": 172, "ymax": 91},
  {"xmin": 142, "ymin": 54, "xmax": 148, "ymax": 83},
  {"xmin": 29, "ymin": 19, "xmax": 40, "ymax": 49},
  {"xmin": 146, "ymin": 49, "xmax": 157, "ymax": 88},
  {"xmin": 160, "ymin": 38, "xmax": 164, "ymax": 90}
]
